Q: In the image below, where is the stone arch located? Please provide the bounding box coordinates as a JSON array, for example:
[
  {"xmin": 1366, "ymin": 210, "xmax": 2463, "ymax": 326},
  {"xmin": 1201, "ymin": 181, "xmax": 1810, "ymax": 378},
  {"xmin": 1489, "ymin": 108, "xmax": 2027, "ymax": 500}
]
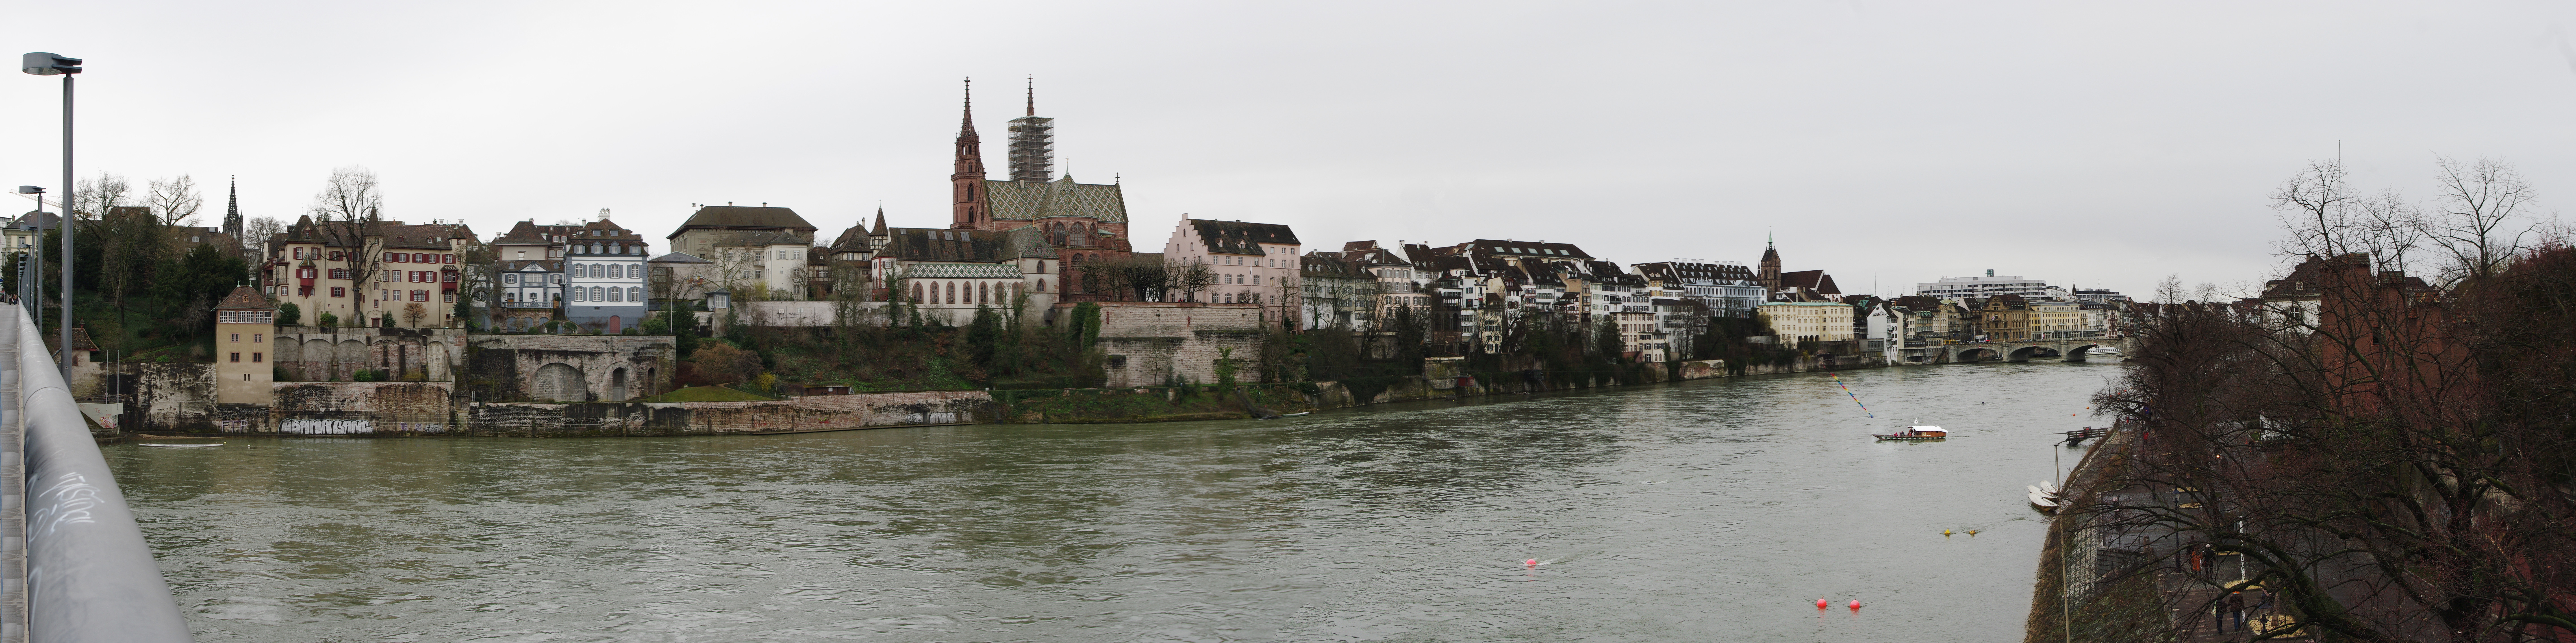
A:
[
  {"xmin": 2067, "ymin": 343, "xmax": 2103, "ymax": 363},
  {"xmin": 1956, "ymin": 347, "xmax": 2000, "ymax": 363},
  {"xmin": 532, "ymin": 363, "xmax": 589, "ymax": 402},
  {"xmin": 336, "ymin": 338, "xmax": 366, "ymax": 365},
  {"xmin": 275, "ymin": 337, "xmax": 303, "ymax": 363},
  {"xmin": 609, "ymin": 367, "xmax": 629, "ymax": 402},
  {"xmin": 2008, "ymin": 345, "xmax": 2058, "ymax": 363}
]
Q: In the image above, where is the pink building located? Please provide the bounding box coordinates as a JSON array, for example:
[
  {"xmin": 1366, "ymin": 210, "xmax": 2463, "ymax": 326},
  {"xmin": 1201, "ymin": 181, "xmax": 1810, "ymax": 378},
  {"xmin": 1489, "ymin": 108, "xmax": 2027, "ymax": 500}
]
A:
[{"xmin": 1162, "ymin": 218, "xmax": 1301, "ymax": 325}]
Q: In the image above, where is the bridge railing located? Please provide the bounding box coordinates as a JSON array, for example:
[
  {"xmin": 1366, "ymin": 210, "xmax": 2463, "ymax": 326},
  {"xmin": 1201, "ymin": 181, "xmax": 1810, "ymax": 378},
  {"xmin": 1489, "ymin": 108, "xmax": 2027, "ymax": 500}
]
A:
[{"xmin": 6, "ymin": 304, "xmax": 192, "ymax": 642}]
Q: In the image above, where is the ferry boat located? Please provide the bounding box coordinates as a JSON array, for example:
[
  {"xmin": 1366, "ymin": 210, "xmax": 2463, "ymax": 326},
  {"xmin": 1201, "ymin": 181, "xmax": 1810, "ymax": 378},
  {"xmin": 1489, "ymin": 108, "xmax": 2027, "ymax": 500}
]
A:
[{"xmin": 1872, "ymin": 425, "xmax": 1948, "ymax": 441}]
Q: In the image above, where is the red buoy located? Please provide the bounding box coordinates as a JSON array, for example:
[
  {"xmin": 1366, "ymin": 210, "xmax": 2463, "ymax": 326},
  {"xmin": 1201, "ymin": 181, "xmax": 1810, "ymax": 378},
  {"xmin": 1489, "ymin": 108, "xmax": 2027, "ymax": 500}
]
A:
[
  {"xmin": 1848, "ymin": 600, "xmax": 1862, "ymax": 610},
  {"xmin": 1815, "ymin": 597, "xmax": 1828, "ymax": 609}
]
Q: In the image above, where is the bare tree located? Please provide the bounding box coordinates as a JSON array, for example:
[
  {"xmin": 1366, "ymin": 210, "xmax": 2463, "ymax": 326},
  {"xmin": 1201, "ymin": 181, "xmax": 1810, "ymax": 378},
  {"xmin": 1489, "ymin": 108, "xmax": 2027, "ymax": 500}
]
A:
[
  {"xmin": 2272, "ymin": 160, "xmax": 2358, "ymax": 258},
  {"xmin": 309, "ymin": 167, "xmax": 386, "ymax": 324},
  {"xmin": 241, "ymin": 216, "xmax": 285, "ymax": 256},
  {"xmin": 72, "ymin": 173, "xmax": 132, "ymax": 220},
  {"xmin": 1170, "ymin": 262, "xmax": 1214, "ymax": 302},
  {"xmin": 144, "ymin": 175, "xmax": 204, "ymax": 227},
  {"xmin": 2426, "ymin": 156, "xmax": 2538, "ymax": 285}
]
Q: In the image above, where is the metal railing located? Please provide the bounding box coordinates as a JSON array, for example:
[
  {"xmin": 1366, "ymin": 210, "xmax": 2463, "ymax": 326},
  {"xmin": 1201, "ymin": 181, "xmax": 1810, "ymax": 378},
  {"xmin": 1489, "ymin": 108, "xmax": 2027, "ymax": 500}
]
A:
[{"xmin": 2, "ymin": 305, "xmax": 191, "ymax": 642}]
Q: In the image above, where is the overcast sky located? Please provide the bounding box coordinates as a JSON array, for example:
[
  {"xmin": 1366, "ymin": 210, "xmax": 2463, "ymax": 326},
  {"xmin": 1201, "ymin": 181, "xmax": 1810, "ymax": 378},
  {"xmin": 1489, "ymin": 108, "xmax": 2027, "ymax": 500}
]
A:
[{"xmin": 2, "ymin": 1, "xmax": 2570, "ymax": 298}]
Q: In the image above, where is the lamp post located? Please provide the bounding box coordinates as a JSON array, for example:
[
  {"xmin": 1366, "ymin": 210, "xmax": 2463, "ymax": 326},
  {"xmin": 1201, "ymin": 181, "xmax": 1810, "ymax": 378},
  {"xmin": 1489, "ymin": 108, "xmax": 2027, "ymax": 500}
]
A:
[
  {"xmin": 13, "ymin": 186, "xmax": 40, "ymax": 334},
  {"xmin": 23, "ymin": 52, "xmax": 78, "ymax": 375}
]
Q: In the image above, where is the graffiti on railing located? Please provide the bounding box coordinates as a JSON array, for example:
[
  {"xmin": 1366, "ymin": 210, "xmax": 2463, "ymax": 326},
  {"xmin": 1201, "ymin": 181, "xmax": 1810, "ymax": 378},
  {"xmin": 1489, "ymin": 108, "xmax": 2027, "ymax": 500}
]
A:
[{"xmin": 31, "ymin": 471, "xmax": 102, "ymax": 535}]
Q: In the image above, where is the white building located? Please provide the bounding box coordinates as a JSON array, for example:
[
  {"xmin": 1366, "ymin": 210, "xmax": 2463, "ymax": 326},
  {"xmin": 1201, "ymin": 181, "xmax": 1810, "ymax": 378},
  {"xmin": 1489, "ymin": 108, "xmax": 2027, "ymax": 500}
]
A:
[
  {"xmin": 561, "ymin": 221, "xmax": 651, "ymax": 332},
  {"xmin": 1916, "ymin": 271, "xmax": 2054, "ymax": 300}
]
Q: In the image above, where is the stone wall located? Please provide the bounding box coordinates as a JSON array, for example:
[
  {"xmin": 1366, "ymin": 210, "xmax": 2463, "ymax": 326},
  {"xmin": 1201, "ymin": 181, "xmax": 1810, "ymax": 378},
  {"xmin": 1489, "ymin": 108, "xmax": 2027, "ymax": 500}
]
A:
[
  {"xmin": 462, "ymin": 390, "xmax": 991, "ymax": 437},
  {"xmin": 272, "ymin": 382, "xmax": 458, "ymax": 434},
  {"xmin": 271, "ymin": 327, "xmax": 467, "ymax": 382},
  {"xmin": 128, "ymin": 362, "xmax": 216, "ymax": 432},
  {"xmin": 1079, "ymin": 302, "xmax": 1269, "ymax": 387},
  {"xmin": 466, "ymin": 333, "xmax": 675, "ymax": 402}
]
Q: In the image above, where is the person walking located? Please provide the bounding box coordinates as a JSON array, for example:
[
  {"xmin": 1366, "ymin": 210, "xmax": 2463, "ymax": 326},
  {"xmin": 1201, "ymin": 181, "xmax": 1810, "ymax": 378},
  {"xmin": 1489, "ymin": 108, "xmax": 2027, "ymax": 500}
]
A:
[{"xmin": 2221, "ymin": 592, "xmax": 2245, "ymax": 632}]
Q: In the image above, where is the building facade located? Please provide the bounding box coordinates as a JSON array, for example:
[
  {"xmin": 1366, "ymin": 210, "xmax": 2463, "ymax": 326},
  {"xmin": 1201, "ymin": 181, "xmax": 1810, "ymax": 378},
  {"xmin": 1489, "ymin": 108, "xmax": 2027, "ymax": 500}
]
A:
[{"xmin": 1164, "ymin": 218, "xmax": 1302, "ymax": 323}]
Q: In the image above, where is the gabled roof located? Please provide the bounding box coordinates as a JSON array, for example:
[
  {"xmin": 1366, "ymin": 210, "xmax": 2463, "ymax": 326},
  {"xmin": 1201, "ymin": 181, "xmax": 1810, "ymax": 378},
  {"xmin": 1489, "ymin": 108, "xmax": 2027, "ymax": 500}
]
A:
[
  {"xmin": 669, "ymin": 206, "xmax": 817, "ymax": 239},
  {"xmin": 648, "ymin": 252, "xmax": 712, "ymax": 264},
  {"xmin": 1301, "ymin": 253, "xmax": 1364, "ymax": 277},
  {"xmin": 1336, "ymin": 246, "xmax": 1413, "ymax": 268},
  {"xmin": 828, "ymin": 221, "xmax": 873, "ymax": 253},
  {"xmin": 1438, "ymin": 239, "xmax": 1594, "ymax": 261},
  {"xmin": 985, "ymin": 177, "xmax": 1128, "ymax": 223},
  {"xmin": 215, "ymin": 285, "xmax": 273, "ymax": 311},
  {"xmin": 1187, "ymin": 219, "xmax": 1299, "ymax": 256},
  {"xmin": 1779, "ymin": 269, "xmax": 1840, "ymax": 294}
]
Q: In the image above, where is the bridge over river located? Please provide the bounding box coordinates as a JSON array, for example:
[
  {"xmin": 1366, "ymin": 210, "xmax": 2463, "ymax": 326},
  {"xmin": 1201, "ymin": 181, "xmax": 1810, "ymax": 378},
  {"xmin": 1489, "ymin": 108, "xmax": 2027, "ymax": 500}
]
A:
[{"xmin": 1905, "ymin": 337, "xmax": 2132, "ymax": 364}]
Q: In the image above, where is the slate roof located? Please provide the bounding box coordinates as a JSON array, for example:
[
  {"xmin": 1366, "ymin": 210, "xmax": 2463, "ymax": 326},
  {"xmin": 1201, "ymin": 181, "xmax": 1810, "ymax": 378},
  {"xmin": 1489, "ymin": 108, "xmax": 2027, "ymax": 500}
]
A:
[
  {"xmin": 57, "ymin": 327, "xmax": 96, "ymax": 352},
  {"xmin": 647, "ymin": 252, "xmax": 712, "ymax": 265},
  {"xmin": 1438, "ymin": 239, "xmax": 1594, "ymax": 261},
  {"xmin": 1301, "ymin": 253, "xmax": 1365, "ymax": 277},
  {"xmin": 669, "ymin": 206, "xmax": 817, "ymax": 239},
  {"xmin": 1187, "ymin": 219, "xmax": 1299, "ymax": 256},
  {"xmin": 215, "ymin": 285, "xmax": 273, "ymax": 310},
  {"xmin": 1336, "ymin": 246, "xmax": 1413, "ymax": 268},
  {"xmin": 876, "ymin": 227, "xmax": 1050, "ymax": 263},
  {"xmin": 985, "ymin": 177, "xmax": 1128, "ymax": 223},
  {"xmin": 827, "ymin": 221, "xmax": 874, "ymax": 254},
  {"xmin": 1779, "ymin": 269, "xmax": 1840, "ymax": 294}
]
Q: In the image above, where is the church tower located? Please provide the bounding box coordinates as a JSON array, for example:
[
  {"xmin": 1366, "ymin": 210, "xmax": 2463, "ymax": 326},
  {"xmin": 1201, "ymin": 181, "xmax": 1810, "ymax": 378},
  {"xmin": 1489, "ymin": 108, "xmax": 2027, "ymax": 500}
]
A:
[
  {"xmin": 950, "ymin": 79, "xmax": 989, "ymax": 230},
  {"xmin": 222, "ymin": 175, "xmax": 243, "ymax": 241},
  {"xmin": 1006, "ymin": 77, "xmax": 1054, "ymax": 182},
  {"xmin": 1757, "ymin": 231, "xmax": 1781, "ymax": 293}
]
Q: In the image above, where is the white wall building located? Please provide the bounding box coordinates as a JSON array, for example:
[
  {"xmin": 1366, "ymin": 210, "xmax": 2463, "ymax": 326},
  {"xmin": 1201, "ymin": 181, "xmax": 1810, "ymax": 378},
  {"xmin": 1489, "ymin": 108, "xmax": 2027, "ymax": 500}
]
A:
[{"xmin": 1916, "ymin": 271, "xmax": 2054, "ymax": 300}]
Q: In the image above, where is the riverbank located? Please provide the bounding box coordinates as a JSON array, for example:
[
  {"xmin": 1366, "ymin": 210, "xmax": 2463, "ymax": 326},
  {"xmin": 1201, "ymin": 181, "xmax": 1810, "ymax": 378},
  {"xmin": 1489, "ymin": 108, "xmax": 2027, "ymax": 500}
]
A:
[{"xmin": 116, "ymin": 354, "xmax": 1878, "ymax": 438}]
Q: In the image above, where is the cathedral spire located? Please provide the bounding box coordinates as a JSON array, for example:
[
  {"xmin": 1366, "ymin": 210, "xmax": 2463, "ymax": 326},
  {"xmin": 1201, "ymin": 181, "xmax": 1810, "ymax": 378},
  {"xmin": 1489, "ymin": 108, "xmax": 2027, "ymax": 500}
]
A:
[
  {"xmin": 1007, "ymin": 75, "xmax": 1054, "ymax": 182},
  {"xmin": 222, "ymin": 174, "xmax": 243, "ymax": 241},
  {"xmin": 951, "ymin": 78, "xmax": 989, "ymax": 230}
]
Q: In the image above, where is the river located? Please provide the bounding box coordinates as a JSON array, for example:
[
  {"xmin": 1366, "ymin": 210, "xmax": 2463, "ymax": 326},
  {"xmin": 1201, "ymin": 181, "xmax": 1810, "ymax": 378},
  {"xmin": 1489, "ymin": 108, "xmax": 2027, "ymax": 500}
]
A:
[{"xmin": 110, "ymin": 362, "xmax": 2119, "ymax": 642}]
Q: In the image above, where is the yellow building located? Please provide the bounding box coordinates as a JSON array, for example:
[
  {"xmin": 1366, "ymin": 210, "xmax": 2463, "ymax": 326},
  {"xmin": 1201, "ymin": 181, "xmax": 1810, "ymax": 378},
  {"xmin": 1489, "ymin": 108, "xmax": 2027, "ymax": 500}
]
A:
[
  {"xmin": 1757, "ymin": 301, "xmax": 1854, "ymax": 345},
  {"xmin": 2031, "ymin": 301, "xmax": 2084, "ymax": 339},
  {"xmin": 214, "ymin": 286, "xmax": 276, "ymax": 405}
]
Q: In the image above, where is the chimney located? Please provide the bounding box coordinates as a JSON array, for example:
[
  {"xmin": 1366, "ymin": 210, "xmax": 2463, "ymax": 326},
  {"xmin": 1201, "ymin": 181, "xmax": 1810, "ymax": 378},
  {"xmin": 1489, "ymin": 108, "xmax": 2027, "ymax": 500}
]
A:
[{"xmin": 597, "ymin": 208, "xmax": 610, "ymax": 222}]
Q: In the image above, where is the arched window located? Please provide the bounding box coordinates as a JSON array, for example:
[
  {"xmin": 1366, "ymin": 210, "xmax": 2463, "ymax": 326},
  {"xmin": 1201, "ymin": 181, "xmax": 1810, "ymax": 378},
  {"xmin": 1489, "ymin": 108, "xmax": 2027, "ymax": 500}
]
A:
[
  {"xmin": 1039, "ymin": 279, "xmax": 1048, "ymax": 292},
  {"xmin": 608, "ymin": 288, "xmax": 621, "ymax": 302},
  {"xmin": 1089, "ymin": 253, "xmax": 1100, "ymax": 263},
  {"xmin": 630, "ymin": 287, "xmax": 643, "ymax": 301},
  {"xmin": 976, "ymin": 282, "xmax": 986, "ymax": 304},
  {"xmin": 608, "ymin": 265, "xmax": 622, "ymax": 279},
  {"xmin": 945, "ymin": 282, "xmax": 956, "ymax": 304},
  {"xmin": 571, "ymin": 288, "xmax": 584, "ymax": 302},
  {"xmin": 912, "ymin": 282, "xmax": 923, "ymax": 302}
]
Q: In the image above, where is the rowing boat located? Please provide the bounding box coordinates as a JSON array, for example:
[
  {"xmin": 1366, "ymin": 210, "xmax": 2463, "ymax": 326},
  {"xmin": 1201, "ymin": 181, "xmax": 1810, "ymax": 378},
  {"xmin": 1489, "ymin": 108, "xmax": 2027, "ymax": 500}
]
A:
[{"xmin": 140, "ymin": 443, "xmax": 222, "ymax": 448}]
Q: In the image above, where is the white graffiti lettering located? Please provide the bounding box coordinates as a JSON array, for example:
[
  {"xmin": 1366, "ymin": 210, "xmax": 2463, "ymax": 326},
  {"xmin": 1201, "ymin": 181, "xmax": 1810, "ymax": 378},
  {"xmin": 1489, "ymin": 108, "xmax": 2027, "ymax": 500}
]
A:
[
  {"xmin": 281, "ymin": 419, "xmax": 374, "ymax": 435},
  {"xmin": 31, "ymin": 471, "xmax": 100, "ymax": 534}
]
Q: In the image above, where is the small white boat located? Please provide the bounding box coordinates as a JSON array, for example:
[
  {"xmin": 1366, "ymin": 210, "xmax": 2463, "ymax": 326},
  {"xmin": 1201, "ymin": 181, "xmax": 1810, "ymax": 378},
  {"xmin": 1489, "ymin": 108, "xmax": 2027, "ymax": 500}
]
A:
[
  {"xmin": 2028, "ymin": 489, "xmax": 2059, "ymax": 510},
  {"xmin": 2038, "ymin": 480, "xmax": 2060, "ymax": 496},
  {"xmin": 1278, "ymin": 411, "xmax": 1310, "ymax": 417},
  {"xmin": 139, "ymin": 443, "xmax": 223, "ymax": 448}
]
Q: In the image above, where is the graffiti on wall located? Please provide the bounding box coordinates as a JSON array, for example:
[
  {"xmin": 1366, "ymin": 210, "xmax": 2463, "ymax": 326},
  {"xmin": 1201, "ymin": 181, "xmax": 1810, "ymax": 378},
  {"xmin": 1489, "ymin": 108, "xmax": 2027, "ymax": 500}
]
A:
[{"xmin": 280, "ymin": 419, "xmax": 373, "ymax": 435}]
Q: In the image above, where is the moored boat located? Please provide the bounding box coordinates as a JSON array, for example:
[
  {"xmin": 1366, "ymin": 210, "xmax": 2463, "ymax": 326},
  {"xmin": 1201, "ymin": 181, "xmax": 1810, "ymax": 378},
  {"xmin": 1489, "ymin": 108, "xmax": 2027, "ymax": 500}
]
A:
[
  {"xmin": 1872, "ymin": 425, "xmax": 1948, "ymax": 441},
  {"xmin": 2029, "ymin": 488, "xmax": 2059, "ymax": 511}
]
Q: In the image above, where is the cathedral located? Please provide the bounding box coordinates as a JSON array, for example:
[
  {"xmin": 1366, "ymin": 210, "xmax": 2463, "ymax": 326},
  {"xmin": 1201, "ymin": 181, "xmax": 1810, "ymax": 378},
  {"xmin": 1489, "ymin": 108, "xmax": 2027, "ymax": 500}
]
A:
[
  {"xmin": 948, "ymin": 79, "xmax": 1135, "ymax": 274},
  {"xmin": 838, "ymin": 79, "xmax": 1140, "ymax": 314}
]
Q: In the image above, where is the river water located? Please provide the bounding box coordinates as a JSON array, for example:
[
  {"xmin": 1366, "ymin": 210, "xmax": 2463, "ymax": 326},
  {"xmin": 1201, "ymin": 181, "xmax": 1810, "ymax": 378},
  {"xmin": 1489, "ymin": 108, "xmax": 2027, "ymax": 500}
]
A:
[{"xmin": 110, "ymin": 362, "xmax": 2119, "ymax": 642}]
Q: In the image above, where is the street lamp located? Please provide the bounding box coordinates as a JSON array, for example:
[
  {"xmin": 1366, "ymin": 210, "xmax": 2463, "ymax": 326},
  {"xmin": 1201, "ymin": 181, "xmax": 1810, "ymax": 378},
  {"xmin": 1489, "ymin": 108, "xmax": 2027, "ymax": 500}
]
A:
[
  {"xmin": 23, "ymin": 52, "xmax": 77, "ymax": 375},
  {"xmin": 14, "ymin": 186, "xmax": 40, "ymax": 334}
]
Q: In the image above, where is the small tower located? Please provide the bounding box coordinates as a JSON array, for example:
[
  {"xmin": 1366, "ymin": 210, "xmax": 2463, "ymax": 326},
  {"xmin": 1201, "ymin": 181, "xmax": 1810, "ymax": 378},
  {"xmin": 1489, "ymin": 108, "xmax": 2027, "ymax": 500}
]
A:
[
  {"xmin": 213, "ymin": 285, "xmax": 276, "ymax": 405},
  {"xmin": 868, "ymin": 206, "xmax": 889, "ymax": 250},
  {"xmin": 1007, "ymin": 76, "xmax": 1054, "ymax": 182},
  {"xmin": 950, "ymin": 79, "xmax": 989, "ymax": 230},
  {"xmin": 1757, "ymin": 232, "xmax": 1782, "ymax": 293}
]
